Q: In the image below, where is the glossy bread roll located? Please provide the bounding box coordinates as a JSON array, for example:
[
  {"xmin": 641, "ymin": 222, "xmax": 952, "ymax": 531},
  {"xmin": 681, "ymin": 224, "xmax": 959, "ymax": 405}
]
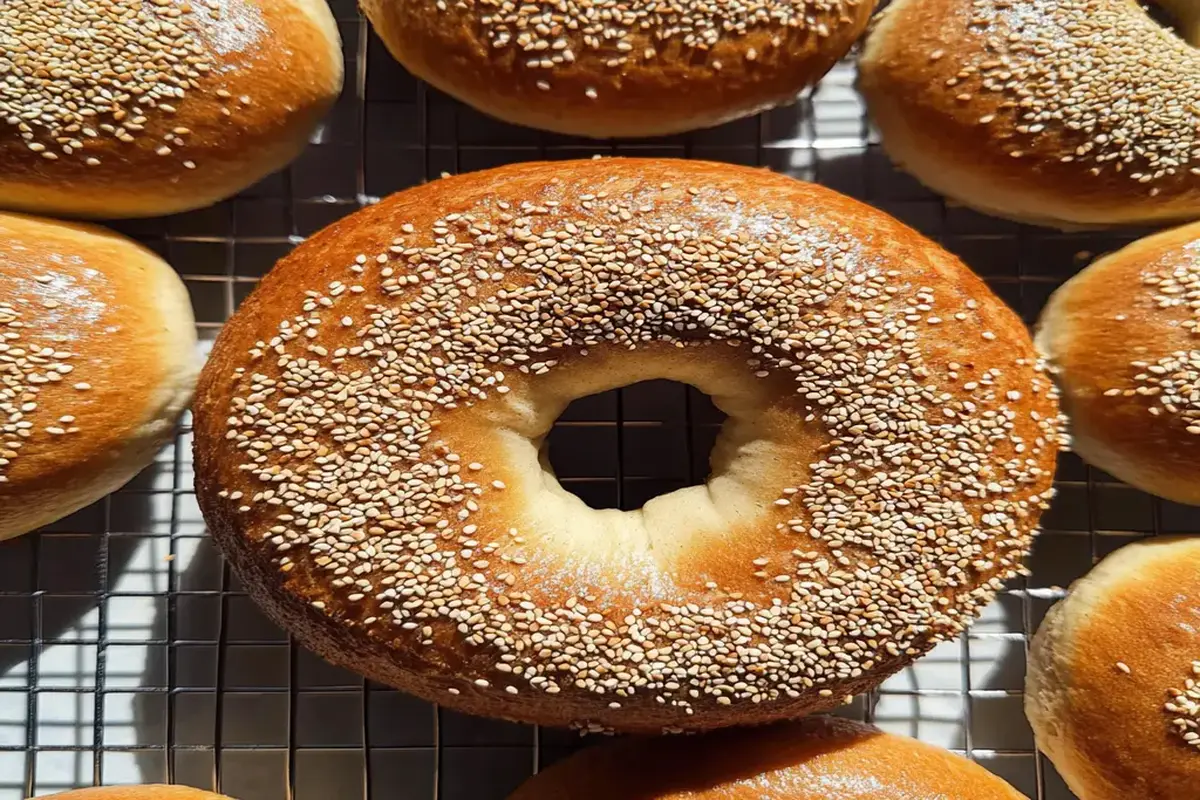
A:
[
  {"xmin": 510, "ymin": 716, "xmax": 1025, "ymax": 799},
  {"xmin": 1027, "ymin": 537, "xmax": 1200, "ymax": 800},
  {"xmin": 0, "ymin": 0, "xmax": 343, "ymax": 218},
  {"xmin": 0, "ymin": 213, "xmax": 197, "ymax": 540},
  {"xmin": 859, "ymin": 0, "xmax": 1200, "ymax": 228},
  {"xmin": 361, "ymin": 0, "xmax": 871, "ymax": 138},
  {"xmin": 193, "ymin": 158, "xmax": 1062, "ymax": 732},
  {"xmin": 40, "ymin": 788, "xmax": 232, "ymax": 800},
  {"xmin": 1036, "ymin": 221, "xmax": 1200, "ymax": 504}
]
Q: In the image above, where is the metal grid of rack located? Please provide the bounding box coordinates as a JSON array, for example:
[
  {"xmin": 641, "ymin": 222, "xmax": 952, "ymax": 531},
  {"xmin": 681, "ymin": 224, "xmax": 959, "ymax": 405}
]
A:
[{"xmin": 4, "ymin": 1, "xmax": 1198, "ymax": 797}]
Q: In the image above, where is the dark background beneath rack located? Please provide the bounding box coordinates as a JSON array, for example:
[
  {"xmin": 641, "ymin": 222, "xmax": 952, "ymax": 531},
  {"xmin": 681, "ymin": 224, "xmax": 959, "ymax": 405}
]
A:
[{"xmin": 4, "ymin": 1, "xmax": 1199, "ymax": 798}]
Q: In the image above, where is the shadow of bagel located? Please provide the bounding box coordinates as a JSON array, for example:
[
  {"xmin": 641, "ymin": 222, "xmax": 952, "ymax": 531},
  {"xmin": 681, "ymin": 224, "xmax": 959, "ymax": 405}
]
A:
[{"xmin": 0, "ymin": 497, "xmax": 145, "ymax": 675}]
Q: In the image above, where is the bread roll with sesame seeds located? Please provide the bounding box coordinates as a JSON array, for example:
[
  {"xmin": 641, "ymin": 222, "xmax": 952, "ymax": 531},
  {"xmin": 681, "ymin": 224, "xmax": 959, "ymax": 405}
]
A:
[
  {"xmin": 0, "ymin": 0, "xmax": 342, "ymax": 219},
  {"xmin": 1027, "ymin": 536, "xmax": 1200, "ymax": 800},
  {"xmin": 192, "ymin": 158, "xmax": 1063, "ymax": 733},
  {"xmin": 1036, "ymin": 222, "xmax": 1200, "ymax": 504},
  {"xmin": 360, "ymin": 0, "xmax": 871, "ymax": 138},
  {"xmin": 0, "ymin": 212, "xmax": 197, "ymax": 540},
  {"xmin": 509, "ymin": 716, "xmax": 1026, "ymax": 799},
  {"xmin": 39, "ymin": 788, "xmax": 233, "ymax": 800},
  {"xmin": 859, "ymin": 0, "xmax": 1200, "ymax": 228}
]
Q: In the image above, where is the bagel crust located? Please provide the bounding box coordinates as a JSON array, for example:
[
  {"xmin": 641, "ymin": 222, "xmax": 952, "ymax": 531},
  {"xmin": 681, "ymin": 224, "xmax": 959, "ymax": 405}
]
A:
[
  {"xmin": 193, "ymin": 159, "xmax": 1063, "ymax": 732},
  {"xmin": 1027, "ymin": 537, "xmax": 1200, "ymax": 800},
  {"xmin": 360, "ymin": 0, "xmax": 871, "ymax": 138},
  {"xmin": 859, "ymin": 0, "xmax": 1200, "ymax": 228},
  {"xmin": 510, "ymin": 716, "xmax": 1025, "ymax": 799},
  {"xmin": 1036, "ymin": 221, "xmax": 1200, "ymax": 504},
  {"xmin": 0, "ymin": 0, "xmax": 343, "ymax": 218}
]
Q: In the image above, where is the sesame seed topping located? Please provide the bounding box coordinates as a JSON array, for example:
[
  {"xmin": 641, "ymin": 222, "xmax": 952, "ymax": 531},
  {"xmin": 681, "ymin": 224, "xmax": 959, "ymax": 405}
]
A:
[
  {"xmin": 0, "ymin": 298, "xmax": 85, "ymax": 483},
  {"xmin": 0, "ymin": 0, "xmax": 257, "ymax": 167},
  {"xmin": 1167, "ymin": 661, "xmax": 1200, "ymax": 748},
  {"xmin": 963, "ymin": 0, "xmax": 1198, "ymax": 189},
  {"xmin": 446, "ymin": 0, "xmax": 862, "ymax": 78},
  {"xmin": 1108, "ymin": 246, "xmax": 1200, "ymax": 432}
]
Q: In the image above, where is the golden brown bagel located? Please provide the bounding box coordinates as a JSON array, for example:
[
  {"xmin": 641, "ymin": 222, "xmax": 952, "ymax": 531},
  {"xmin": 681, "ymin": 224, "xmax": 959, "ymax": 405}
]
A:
[
  {"xmin": 509, "ymin": 716, "xmax": 1025, "ymax": 799},
  {"xmin": 39, "ymin": 788, "xmax": 232, "ymax": 800},
  {"xmin": 859, "ymin": 0, "xmax": 1200, "ymax": 228},
  {"xmin": 0, "ymin": 212, "xmax": 197, "ymax": 540},
  {"xmin": 1036, "ymin": 221, "xmax": 1200, "ymax": 504},
  {"xmin": 192, "ymin": 158, "xmax": 1062, "ymax": 733},
  {"xmin": 1027, "ymin": 536, "xmax": 1200, "ymax": 800},
  {"xmin": 360, "ymin": 0, "xmax": 872, "ymax": 138},
  {"xmin": 0, "ymin": 0, "xmax": 343, "ymax": 218}
]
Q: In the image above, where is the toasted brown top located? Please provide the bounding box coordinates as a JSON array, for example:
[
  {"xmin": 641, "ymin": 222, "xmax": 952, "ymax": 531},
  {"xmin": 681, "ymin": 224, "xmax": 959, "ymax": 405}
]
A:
[
  {"xmin": 361, "ymin": 0, "xmax": 870, "ymax": 137},
  {"xmin": 859, "ymin": 0, "xmax": 1200, "ymax": 227},
  {"xmin": 40, "ymin": 788, "xmax": 233, "ymax": 800},
  {"xmin": 193, "ymin": 158, "xmax": 1062, "ymax": 732},
  {"xmin": 1036, "ymin": 221, "xmax": 1200, "ymax": 503},
  {"xmin": 1027, "ymin": 536, "xmax": 1200, "ymax": 800},
  {"xmin": 0, "ymin": 212, "xmax": 197, "ymax": 538},
  {"xmin": 0, "ymin": 0, "xmax": 342, "ymax": 218},
  {"xmin": 510, "ymin": 716, "xmax": 1025, "ymax": 799}
]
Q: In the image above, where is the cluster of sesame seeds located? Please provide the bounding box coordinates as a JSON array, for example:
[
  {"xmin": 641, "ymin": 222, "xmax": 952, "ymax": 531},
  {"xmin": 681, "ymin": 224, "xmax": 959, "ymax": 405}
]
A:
[
  {"xmin": 448, "ymin": 0, "xmax": 859, "ymax": 96},
  {"xmin": 0, "ymin": 294, "xmax": 86, "ymax": 485},
  {"xmin": 964, "ymin": 0, "xmax": 1198, "ymax": 190},
  {"xmin": 1104, "ymin": 252, "xmax": 1200, "ymax": 432},
  {"xmin": 1124, "ymin": 349, "xmax": 1200, "ymax": 433},
  {"xmin": 0, "ymin": 0, "xmax": 218, "ymax": 165},
  {"xmin": 218, "ymin": 183, "xmax": 1060, "ymax": 716},
  {"xmin": 1145, "ymin": 250, "xmax": 1200, "ymax": 336},
  {"xmin": 1166, "ymin": 660, "xmax": 1200, "ymax": 749}
]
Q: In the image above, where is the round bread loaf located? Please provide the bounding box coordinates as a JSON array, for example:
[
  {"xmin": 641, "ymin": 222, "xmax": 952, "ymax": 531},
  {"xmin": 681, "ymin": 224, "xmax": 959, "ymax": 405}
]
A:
[
  {"xmin": 360, "ymin": 0, "xmax": 872, "ymax": 138},
  {"xmin": 41, "ymin": 788, "xmax": 231, "ymax": 800},
  {"xmin": 510, "ymin": 716, "xmax": 1025, "ymax": 799},
  {"xmin": 1027, "ymin": 536, "xmax": 1200, "ymax": 800},
  {"xmin": 858, "ymin": 0, "xmax": 1200, "ymax": 228},
  {"xmin": 0, "ymin": 212, "xmax": 197, "ymax": 540},
  {"xmin": 1036, "ymin": 221, "xmax": 1200, "ymax": 504},
  {"xmin": 0, "ymin": 0, "xmax": 343, "ymax": 218},
  {"xmin": 193, "ymin": 158, "xmax": 1063, "ymax": 732}
]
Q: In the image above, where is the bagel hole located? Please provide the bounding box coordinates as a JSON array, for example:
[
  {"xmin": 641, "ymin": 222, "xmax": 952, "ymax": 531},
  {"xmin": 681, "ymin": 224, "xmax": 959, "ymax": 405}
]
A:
[{"xmin": 544, "ymin": 380, "xmax": 727, "ymax": 511}]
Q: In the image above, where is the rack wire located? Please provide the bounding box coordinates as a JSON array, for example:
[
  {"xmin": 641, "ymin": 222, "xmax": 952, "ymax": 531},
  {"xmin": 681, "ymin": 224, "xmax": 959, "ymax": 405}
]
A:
[{"xmin": 4, "ymin": 0, "xmax": 1197, "ymax": 797}]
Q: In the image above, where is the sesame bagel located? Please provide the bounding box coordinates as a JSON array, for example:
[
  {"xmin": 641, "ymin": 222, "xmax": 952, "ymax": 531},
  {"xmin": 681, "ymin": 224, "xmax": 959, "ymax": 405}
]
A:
[
  {"xmin": 0, "ymin": 212, "xmax": 197, "ymax": 540},
  {"xmin": 41, "ymin": 788, "xmax": 232, "ymax": 800},
  {"xmin": 1036, "ymin": 221, "xmax": 1200, "ymax": 504},
  {"xmin": 1027, "ymin": 536, "xmax": 1200, "ymax": 800},
  {"xmin": 0, "ymin": 0, "xmax": 343, "ymax": 219},
  {"xmin": 859, "ymin": 0, "xmax": 1200, "ymax": 228},
  {"xmin": 360, "ymin": 0, "xmax": 871, "ymax": 138},
  {"xmin": 509, "ymin": 716, "xmax": 1025, "ymax": 799},
  {"xmin": 193, "ymin": 158, "xmax": 1062, "ymax": 733}
]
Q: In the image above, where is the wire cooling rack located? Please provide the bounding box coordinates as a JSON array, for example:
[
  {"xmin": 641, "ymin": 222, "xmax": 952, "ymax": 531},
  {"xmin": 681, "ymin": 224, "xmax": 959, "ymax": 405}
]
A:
[{"xmin": 3, "ymin": 1, "xmax": 1197, "ymax": 797}]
